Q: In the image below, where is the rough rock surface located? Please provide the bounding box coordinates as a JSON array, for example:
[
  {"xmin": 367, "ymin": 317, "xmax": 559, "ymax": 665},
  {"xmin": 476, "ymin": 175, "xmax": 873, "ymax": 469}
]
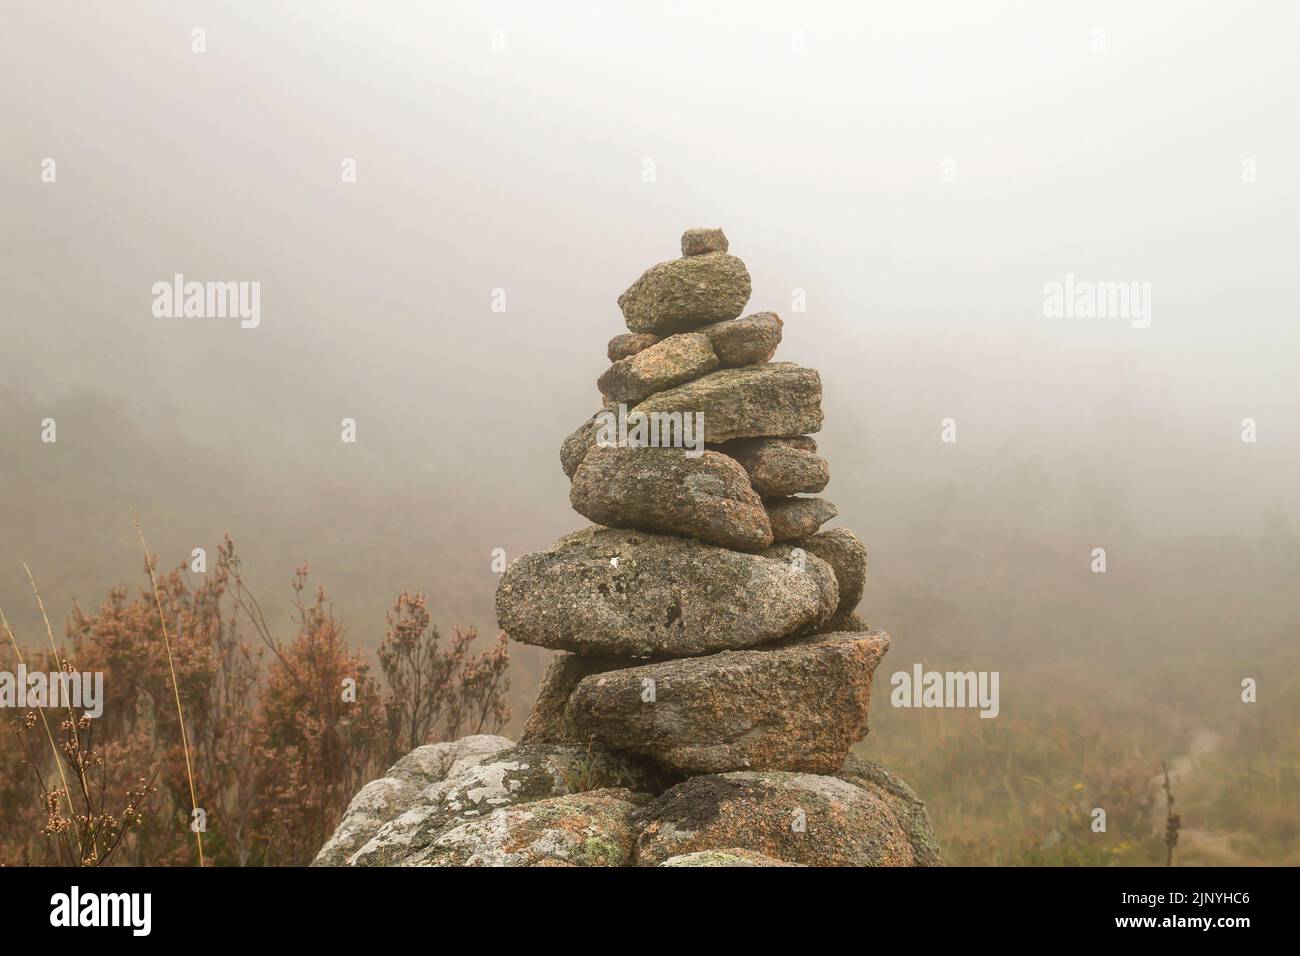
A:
[
  {"xmin": 340, "ymin": 742, "xmax": 663, "ymax": 866},
  {"xmin": 821, "ymin": 608, "xmax": 869, "ymax": 634},
  {"xmin": 570, "ymin": 446, "xmax": 772, "ymax": 550},
  {"xmin": 312, "ymin": 735, "xmax": 511, "ymax": 867},
  {"xmin": 697, "ymin": 311, "xmax": 783, "ymax": 366},
  {"xmin": 618, "ymin": 253, "xmax": 752, "ymax": 335},
  {"xmin": 635, "ymin": 771, "xmax": 917, "ymax": 866},
  {"xmin": 797, "ymin": 528, "xmax": 867, "ymax": 615},
  {"xmin": 561, "ymin": 412, "xmax": 603, "ymax": 478},
  {"xmin": 715, "ymin": 436, "xmax": 829, "ymax": 496},
  {"xmin": 497, "ymin": 527, "xmax": 838, "ymax": 657},
  {"xmin": 632, "ymin": 363, "xmax": 823, "ymax": 444},
  {"xmin": 607, "ymin": 332, "xmax": 660, "ymax": 362},
  {"xmin": 680, "ymin": 227, "xmax": 729, "ymax": 257},
  {"xmin": 767, "ymin": 496, "xmax": 838, "ymax": 541},
  {"xmin": 519, "ymin": 654, "xmax": 631, "ymax": 745},
  {"xmin": 567, "ymin": 631, "xmax": 888, "ymax": 774},
  {"xmin": 409, "ymin": 789, "xmax": 649, "ymax": 867},
  {"xmin": 838, "ymin": 754, "xmax": 944, "ymax": 866},
  {"xmin": 597, "ymin": 333, "xmax": 719, "ymax": 404},
  {"xmin": 659, "ymin": 848, "xmax": 800, "ymax": 867}
]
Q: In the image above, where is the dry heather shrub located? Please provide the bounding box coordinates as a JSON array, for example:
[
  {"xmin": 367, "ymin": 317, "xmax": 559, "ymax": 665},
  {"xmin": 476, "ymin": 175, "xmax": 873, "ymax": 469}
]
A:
[{"xmin": 0, "ymin": 535, "xmax": 511, "ymax": 866}]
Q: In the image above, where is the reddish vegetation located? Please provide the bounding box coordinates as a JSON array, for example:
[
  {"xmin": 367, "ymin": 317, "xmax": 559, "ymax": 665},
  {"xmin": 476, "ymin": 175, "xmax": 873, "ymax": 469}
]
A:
[{"xmin": 0, "ymin": 535, "xmax": 509, "ymax": 866}]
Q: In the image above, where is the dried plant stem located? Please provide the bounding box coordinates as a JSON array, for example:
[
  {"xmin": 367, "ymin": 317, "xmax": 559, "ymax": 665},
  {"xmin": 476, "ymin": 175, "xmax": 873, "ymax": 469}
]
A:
[
  {"xmin": 0, "ymin": 603, "xmax": 83, "ymax": 861},
  {"xmin": 22, "ymin": 565, "xmax": 99, "ymax": 852},
  {"xmin": 1161, "ymin": 760, "xmax": 1181, "ymax": 867},
  {"xmin": 133, "ymin": 518, "xmax": 205, "ymax": 867}
]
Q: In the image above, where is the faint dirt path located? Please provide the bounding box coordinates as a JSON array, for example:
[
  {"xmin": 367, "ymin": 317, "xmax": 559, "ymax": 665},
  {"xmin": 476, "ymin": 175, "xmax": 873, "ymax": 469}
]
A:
[{"xmin": 1150, "ymin": 729, "xmax": 1257, "ymax": 866}]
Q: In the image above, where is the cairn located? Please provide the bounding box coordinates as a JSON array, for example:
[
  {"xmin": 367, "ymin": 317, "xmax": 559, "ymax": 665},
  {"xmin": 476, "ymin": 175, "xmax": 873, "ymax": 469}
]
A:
[
  {"xmin": 493, "ymin": 229, "xmax": 941, "ymax": 864},
  {"xmin": 315, "ymin": 228, "xmax": 940, "ymax": 867}
]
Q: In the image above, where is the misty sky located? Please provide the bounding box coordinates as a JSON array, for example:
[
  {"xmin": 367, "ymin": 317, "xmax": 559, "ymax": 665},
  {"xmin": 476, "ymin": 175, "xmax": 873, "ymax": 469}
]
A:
[{"xmin": 2, "ymin": 1, "xmax": 1298, "ymax": 640}]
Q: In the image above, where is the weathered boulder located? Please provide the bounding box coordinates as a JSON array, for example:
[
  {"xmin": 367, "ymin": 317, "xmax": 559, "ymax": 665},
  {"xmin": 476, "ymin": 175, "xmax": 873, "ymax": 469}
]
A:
[
  {"xmin": 597, "ymin": 333, "xmax": 718, "ymax": 404},
  {"xmin": 838, "ymin": 754, "xmax": 944, "ymax": 866},
  {"xmin": 343, "ymin": 742, "xmax": 663, "ymax": 866},
  {"xmin": 618, "ymin": 253, "xmax": 751, "ymax": 335},
  {"xmin": 715, "ymin": 436, "xmax": 829, "ymax": 496},
  {"xmin": 767, "ymin": 496, "xmax": 837, "ymax": 540},
  {"xmin": 497, "ymin": 527, "xmax": 838, "ymax": 657},
  {"xmin": 660, "ymin": 848, "xmax": 801, "ymax": 867},
  {"xmin": 680, "ymin": 227, "xmax": 729, "ymax": 257},
  {"xmin": 698, "ymin": 311, "xmax": 783, "ymax": 366},
  {"xmin": 607, "ymin": 332, "xmax": 660, "ymax": 362},
  {"xmin": 311, "ymin": 735, "xmax": 511, "ymax": 867},
  {"xmin": 797, "ymin": 527, "xmax": 867, "ymax": 615},
  {"xmin": 567, "ymin": 630, "xmax": 888, "ymax": 774},
  {"xmin": 635, "ymin": 771, "xmax": 918, "ymax": 867},
  {"xmin": 409, "ymin": 789, "xmax": 649, "ymax": 867},
  {"xmin": 632, "ymin": 363, "xmax": 823, "ymax": 443},
  {"xmin": 570, "ymin": 446, "xmax": 772, "ymax": 551}
]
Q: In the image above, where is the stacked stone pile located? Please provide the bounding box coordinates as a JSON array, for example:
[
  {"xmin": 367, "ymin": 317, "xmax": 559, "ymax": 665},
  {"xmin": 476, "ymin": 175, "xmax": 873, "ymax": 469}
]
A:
[
  {"xmin": 503, "ymin": 228, "xmax": 881, "ymax": 775},
  {"xmin": 314, "ymin": 229, "xmax": 940, "ymax": 867}
]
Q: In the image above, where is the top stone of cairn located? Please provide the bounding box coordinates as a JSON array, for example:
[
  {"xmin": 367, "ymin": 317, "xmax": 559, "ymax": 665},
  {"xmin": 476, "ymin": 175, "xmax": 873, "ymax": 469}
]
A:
[
  {"xmin": 617, "ymin": 230, "xmax": 752, "ymax": 336},
  {"xmin": 681, "ymin": 227, "xmax": 729, "ymax": 256}
]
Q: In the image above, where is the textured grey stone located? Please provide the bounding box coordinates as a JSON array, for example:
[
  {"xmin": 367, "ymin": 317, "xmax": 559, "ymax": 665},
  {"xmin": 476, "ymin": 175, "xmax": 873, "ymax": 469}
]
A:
[
  {"xmin": 607, "ymin": 332, "xmax": 660, "ymax": 362},
  {"xmin": 632, "ymin": 363, "xmax": 823, "ymax": 444},
  {"xmin": 561, "ymin": 411, "xmax": 602, "ymax": 478},
  {"xmin": 409, "ymin": 788, "xmax": 650, "ymax": 867},
  {"xmin": 797, "ymin": 527, "xmax": 867, "ymax": 615},
  {"xmin": 618, "ymin": 253, "xmax": 751, "ymax": 335},
  {"xmin": 311, "ymin": 735, "xmax": 512, "ymax": 867},
  {"xmin": 496, "ymin": 527, "xmax": 838, "ymax": 657},
  {"xmin": 838, "ymin": 754, "xmax": 944, "ymax": 866},
  {"xmin": 680, "ymin": 227, "xmax": 729, "ymax": 256},
  {"xmin": 715, "ymin": 436, "xmax": 829, "ymax": 496},
  {"xmin": 568, "ymin": 630, "xmax": 888, "ymax": 774},
  {"xmin": 635, "ymin": 770, "xmax": 919, "ymax": 866},
  {"xmin": 597, "ymin": 333, "xmax": 718, "ymax": 404},
  {"xmin": 660, "ymin": 848, "xmax": 801, "ymax": 867},
  {"xmin": 570, "ymin": 446, "xmax": 772, "ymax": 550},
  {"xmin": 344, "ymin": 742, "xmax": 663, "ymax": 866},
  {"xmin": 697, "ymin": 311, "xmax": 783, "ymax": 366},
  {"xmin": 519, "ymin": 654, "xmax": 633, "ymax": 745},
  {"xmin": 767, "ymin": 496, "xmax": 838, "ymax": 541}
]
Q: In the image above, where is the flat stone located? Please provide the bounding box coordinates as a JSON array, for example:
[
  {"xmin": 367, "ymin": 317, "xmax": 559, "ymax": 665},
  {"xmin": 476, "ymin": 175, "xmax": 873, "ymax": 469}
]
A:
[
  {"xmin": 797, "ymin": 528, "xmax": 867, "ymax": 615},
  {"xmin": 767, "ymin": 496, "xmax": 837, "ymax": 540},
  {"xmin": 635, "ymin": 770, "xmax": 918, "ymax": 866},
  {"xmin": 496, "ymin": 527, "xmax": 838, "ymax": 657},
  {"xmin": 715, "ymin": 436, "xmax": 829, "ymax": 496},
  {"xmin": 697, "ymin": 311, "xmax": 783, "ymax": 366},
  {"xmin": 631, "ymin": 363, "xmax": 823, "ymax": 444},
  {"xmin": 607, "ymin": 332, "xmax": 660, "ymax": 362},
  {"xmin": 618, "ymin": 253, "xmax": 751, "ymax": 335},
  {"xmin": 680, "ymin": 227, "xmax": 729, "ymax": 256},
  {"xmin": 567, "ymin": 630, "xmax": 887, "ymax": 774},
  {"xmin": 597, "ymin": 332, "xmax": 719, "ymax": 404},
  {"xmin": 409, "ymin": 788, "xmax": 649, "ymax": 867},
  {"xmin": 570, "ymin": 446, "xmax": 772, "ymax": 550}
]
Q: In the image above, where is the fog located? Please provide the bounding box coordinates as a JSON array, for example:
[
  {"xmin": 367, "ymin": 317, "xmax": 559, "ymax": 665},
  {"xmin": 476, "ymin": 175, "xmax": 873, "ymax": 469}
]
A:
[{"xmin": 3, "ymin": 0, "xmax": 1298, "ymax": 727}]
